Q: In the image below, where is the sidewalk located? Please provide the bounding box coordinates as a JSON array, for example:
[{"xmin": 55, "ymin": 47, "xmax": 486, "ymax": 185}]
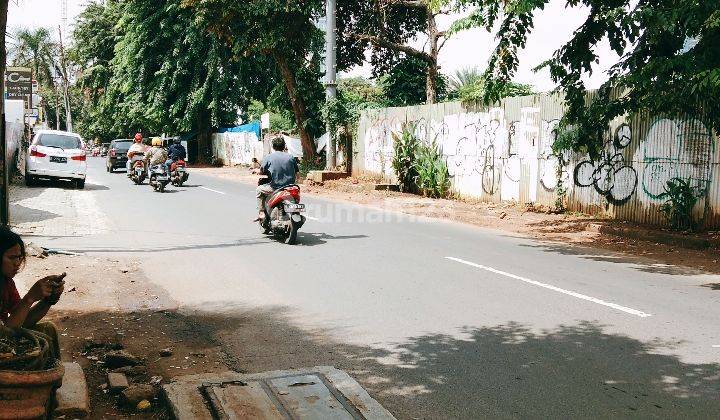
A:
[
  {"xmin": 193, "ymin": 166, "xmax": 720, "ymax": 275},
  {"xmin": 9, "ymin": 179, "xmax": 110, "ymax": 237},
  {"xmin": 8, "ymin": 181, "xmax": 230, "ymax": 418}
]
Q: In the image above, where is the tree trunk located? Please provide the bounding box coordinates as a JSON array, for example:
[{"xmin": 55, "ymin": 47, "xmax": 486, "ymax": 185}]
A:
[
  {"xmin": 196, "ymin": 113, "xmax": 211, "ymax": 164},
  {"xmin": 272, "ymin": 50, "xmax": 316, "ymax": 162},
  {"xmin": 0, "ymin": 0, "xmax": 8, "ymax": 225},
  {"xmin": 426, "ymin": 11, "xmax": 439, "ymax": 105}
]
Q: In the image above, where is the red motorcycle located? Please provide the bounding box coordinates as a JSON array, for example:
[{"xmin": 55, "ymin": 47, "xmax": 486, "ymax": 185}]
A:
[
  {"xmin": 170, "ymin": 160, "xmax": 189, "ymax": 187},
  {"xmin": 259, "ymin": 182, "xmax": 306, "ymax": 245},
  {"xmin": 129, "ymin": 154, "xmax": 147, "ymax": 185}
]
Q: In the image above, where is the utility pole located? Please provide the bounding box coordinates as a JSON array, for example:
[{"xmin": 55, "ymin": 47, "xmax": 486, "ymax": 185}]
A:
[
  {"xmin": 324, "ymin": 0, "xmax": 337, "ymax": 170},
  {"xmin": 57, "ymin": 26, "xmax": 73, "ymax": 132}
]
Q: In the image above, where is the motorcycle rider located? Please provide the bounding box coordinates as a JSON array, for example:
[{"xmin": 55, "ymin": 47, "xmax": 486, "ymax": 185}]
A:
[
  {"xmin": 255, "ymin": 136, "xmax": 298, "ymax": 221},
  {"xmin": 145, "ymin": 137, "xmax": 169, "ymax": 174},
  {"xmin": 166, "ymin": 138, "xmax": 187, "ymax": 175},
  {"xmin": 127, "ymin": 133, "xmax": 148, "ymax": 175}
]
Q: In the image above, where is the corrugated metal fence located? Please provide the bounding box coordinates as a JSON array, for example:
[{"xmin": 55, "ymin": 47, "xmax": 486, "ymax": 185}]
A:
[{"xmin": 354, "ymin": 94, "xmax": 720, "ymax": 228}]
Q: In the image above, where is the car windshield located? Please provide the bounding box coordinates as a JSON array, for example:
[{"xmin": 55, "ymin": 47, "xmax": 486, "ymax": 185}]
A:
[
  {"xmin": 37, "ymin": 134, "xmax": 81, "ymax": 150},
  {"xmin": 114, "ymin": 141, "xmax": 132, "ymax": 151}
]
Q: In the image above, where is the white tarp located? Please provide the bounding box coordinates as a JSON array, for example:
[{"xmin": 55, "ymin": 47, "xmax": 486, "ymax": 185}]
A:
[{"xmin": 211, "ymin": 131, "xmax": 263, "ymax": 166}]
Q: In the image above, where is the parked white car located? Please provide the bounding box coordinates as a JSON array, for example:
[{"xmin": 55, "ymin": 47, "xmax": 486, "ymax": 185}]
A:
[{"xmin": 26, "ymin": 130, "xmax": 87, "ymax": 189}]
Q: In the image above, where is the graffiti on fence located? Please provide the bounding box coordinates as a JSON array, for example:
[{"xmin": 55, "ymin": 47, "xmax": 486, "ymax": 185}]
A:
[
  {"xmin": 573, "ymin": 124, "xmax": 638, "ymax": 205},
  {"xmin": 637, "ymin": 118, "xmax": 715, "ymax": 201}
]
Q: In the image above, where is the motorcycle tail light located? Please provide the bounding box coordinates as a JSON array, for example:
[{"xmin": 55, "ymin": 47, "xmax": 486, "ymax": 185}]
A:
[{"xmin": 289, "ymin": 186, "xmax": 300, "ymax": 201}]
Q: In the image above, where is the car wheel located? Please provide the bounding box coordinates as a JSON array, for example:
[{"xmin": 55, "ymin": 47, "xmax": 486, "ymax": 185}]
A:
[
  {"xmin": 76, "ymin": 179, "xmax": 85, "ymax": 189},
  {"xmin": 25, "ymin": 175, "xmax": 34, "ymax": 187}
]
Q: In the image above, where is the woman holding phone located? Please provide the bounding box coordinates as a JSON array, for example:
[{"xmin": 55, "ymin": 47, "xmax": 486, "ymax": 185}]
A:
[{"xmin": 0, "ymin": 227, "xmax": 64, "ymax": 359}]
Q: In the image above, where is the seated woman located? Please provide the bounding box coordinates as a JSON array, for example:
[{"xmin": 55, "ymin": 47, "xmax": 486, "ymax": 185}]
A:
[{"xmin": 0, "ymin": 227, "xmax": 64, "ymax": 359}]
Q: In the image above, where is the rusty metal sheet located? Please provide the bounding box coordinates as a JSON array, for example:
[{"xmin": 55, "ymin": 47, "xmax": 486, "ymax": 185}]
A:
[{"xmin": 203, "ymin": 373, "xmax": 364, "ymax": 420}]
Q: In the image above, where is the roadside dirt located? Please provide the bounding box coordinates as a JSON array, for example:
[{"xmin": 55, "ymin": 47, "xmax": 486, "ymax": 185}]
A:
[
  {"xmin": 193, "ymin": 166, "xmax": 720, "ymax": 275},
  {"xmin": 15, "ymin": 254, "xmax": 232, "ymax": 419}
]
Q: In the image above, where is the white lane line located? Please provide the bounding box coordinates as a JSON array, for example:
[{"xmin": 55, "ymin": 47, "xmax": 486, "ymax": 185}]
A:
[
  {"xmin": 445, "ymin": 256, "xmax": 653, "ymax": 318},
  {"xmin": 306, "ymin": 216, "xmax": 320, "ymax": 221},
  {"xmin": 200, "ymin": 186, "xmax": 227, "ymax": 195},
  {"xmin": 712, "ymin": 345, "xmax": 720, "ymax": 348}
]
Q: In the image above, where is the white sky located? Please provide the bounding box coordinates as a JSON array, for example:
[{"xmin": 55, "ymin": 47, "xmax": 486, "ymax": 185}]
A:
[{"xmin": 7, "ymin": 0, "xmax": 618, "ymax": 92}]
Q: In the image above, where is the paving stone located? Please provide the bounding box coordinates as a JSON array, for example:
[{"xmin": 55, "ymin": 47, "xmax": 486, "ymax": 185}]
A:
[
  {"xmin": 54, "ymin": 362, "xmax": 90, "ymax": 418},
  {"xmin": 108, "ymin": 372, "xmax": 129, "ymax": 393}
]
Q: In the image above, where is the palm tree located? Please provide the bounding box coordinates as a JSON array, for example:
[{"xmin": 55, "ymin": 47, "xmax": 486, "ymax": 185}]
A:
[
  {"xmin": 10, "ymin": 27, "xmax": 57, "ymax": 88},
  {"xmin": 448, "ymin": 67, "xmax": 482, "ymax": 93}
]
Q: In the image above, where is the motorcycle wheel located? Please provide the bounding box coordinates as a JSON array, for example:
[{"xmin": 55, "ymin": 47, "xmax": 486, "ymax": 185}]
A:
[
  {"xmin": 258, "ymin": 219, "xmax": 271, "ymax": 235},
  {"xmin": 281, "ymin": 220, "xmax": 299, "ymax": 245},
  {"xmin": 134, "ymin": 177, "xmax": 142, "ymax": 185},
  {"xmin": 159, "ymin": 183, "xmax": 166, "ymax": 193}
]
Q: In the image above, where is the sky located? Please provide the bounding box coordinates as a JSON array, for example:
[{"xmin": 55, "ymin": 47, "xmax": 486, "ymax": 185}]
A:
[{"xmin": 7, "ymin": 0, "xmax": 618, "ymax": 92}]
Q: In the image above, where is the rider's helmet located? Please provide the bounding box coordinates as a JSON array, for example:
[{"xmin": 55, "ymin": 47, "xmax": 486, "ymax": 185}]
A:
[
  {"xmin": 134, "ymin": 133, "xmax": 143, "ymax": 143},
  {"xmin": 151, "ymin": 137, "xmax": 163, "ymax": 147},
  {"xmin": 173, "ymin": 138, "xmax": 181, "ymax": 145}
]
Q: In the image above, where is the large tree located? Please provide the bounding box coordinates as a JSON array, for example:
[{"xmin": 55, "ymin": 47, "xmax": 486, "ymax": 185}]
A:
[
  {"xmin": 438, "ymin": 0, "xmax": 720, "ymax": 158},
  {"xmin": 70, "ymin": 0, "xmax": 125, "ymax": 141},
  {"xmin": 100, "ymin": 0, "xmax": 266, "ymax": 159},
  {"xmin": 337, "ymin": 0, "xmax": 450, "ymax": 104},
  {"xmin": 182, "ymin": 0, "xmax": 325, "ymax": 161}
]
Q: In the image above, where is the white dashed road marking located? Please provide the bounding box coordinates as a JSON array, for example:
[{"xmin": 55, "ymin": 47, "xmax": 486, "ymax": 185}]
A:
[
  {"xmin": 446, "ymin": 256, "xmax": 653, "ymax": 318},
  {"xmin": 200, "ymin": 187, "xmax": 226, "ymax": 195}
]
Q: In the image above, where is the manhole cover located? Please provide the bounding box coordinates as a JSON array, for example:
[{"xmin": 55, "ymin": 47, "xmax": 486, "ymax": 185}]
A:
[
  {"xmin": 203, "ymin": 373, "xmax": 363, "ymax": 419},
  {"xmin": 164, "ymin": 367, "xmax": 395, "ymax": 420}
]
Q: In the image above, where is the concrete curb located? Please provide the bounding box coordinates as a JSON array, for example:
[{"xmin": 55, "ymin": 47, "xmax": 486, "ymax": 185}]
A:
[{"xmin": 598, "ymin": 225, "xmax": 720, "ymax": 250}]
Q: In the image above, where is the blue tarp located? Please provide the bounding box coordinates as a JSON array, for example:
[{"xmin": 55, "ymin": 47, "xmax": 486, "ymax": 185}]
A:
[{"xmin": 217, "ymin": 121, "xmax": 261, "ymax": 140}]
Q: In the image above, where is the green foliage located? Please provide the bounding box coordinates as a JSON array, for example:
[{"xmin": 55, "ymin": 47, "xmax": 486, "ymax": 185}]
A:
[
  {"xmin": 10, "ymin": 27, "xmax": 56, "ymax": 88},
  {"xmin": 182, "ymin": 0, "xmax": 326, "ymax": 160},
  {"xmin": 84, "ymin": 0, "xmax": 272, "ymax": 157},
  {"xmin": 322, "ymin": 97, "xmax": 350, "ymax": 144},
  {"xmin": 336, "ymin": 1, "xmax": 426, "ymax": 76},
  {"xmin": 336, "ymin": 77, "xmax": 387, "ymax": 134},
  {"xmin": 299, "ymin": 155, "xmax": 326, "ymax": 178},
  {"xmin": 70, "ymin": 0, "xmax": 125, "ymax": 141},
  {"xmin": 435, "ymin": 0, "xmax": 720, "ymax": 159},
  {"xmin": 381, "ymin": 56, "xmax": 448, "ymax": 107},
  {"xmin": 391, "ymin": 124, "xmax": 451, "ymax": 198},
  {"xmin": 391, "ymin": 124, "xmax": 420, "ymax": 193},
  {"xmin": 414, "ymin": 140, "xmax": 451, "ymax": 198},
  {"xmin": 658, "ymin": 178, "xmax": 701, "ymax": 231}
]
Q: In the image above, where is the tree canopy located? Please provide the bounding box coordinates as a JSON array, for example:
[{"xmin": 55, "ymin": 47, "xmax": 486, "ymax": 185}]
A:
[
  {"xmin": 182, "ymin": 0, "xmax": 326, "ymax": 160},
  {"xmin": 437, "ymin": 0, "xmax": 720, "ymax": 158},
  {"xmin": 337, "ymin": 0, "xmax": 449, "ymax": 104}
]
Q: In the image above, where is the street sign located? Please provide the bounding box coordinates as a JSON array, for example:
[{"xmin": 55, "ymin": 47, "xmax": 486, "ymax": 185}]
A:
[{"xmin": 5, "ymin": 67, "xmax": 33, "ymax": 110}]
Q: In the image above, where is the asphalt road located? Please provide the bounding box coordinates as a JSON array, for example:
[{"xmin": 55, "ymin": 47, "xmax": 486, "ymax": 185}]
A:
[{"xmin": 32, "ymin": 158, "xmax": 720, "ymax": 418}]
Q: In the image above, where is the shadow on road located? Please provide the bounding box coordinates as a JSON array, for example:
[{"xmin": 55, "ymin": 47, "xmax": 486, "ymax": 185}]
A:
[
  {"xmin": 517, "ymin": 241, "xmax": 713, "ymax": 276},
  {"xmin": 9, "ymin": 203, "xmax": 60, "ymax": 226},
  {"xmin": 296, "ymin": 232, "xmax": 369, "ymax": 246},
  {"xmin": 63, "ymin": 238, "xmax": 272, "ymax": 253},
  {"xmin": 177, "ymin": 305, "xmax": 720, "ymax": 419}
]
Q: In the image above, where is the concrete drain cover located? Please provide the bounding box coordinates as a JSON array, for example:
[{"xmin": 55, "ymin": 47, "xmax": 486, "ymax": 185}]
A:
[{"xmin": 164, "ymin": 366, "xmax": 395, "ymax": 420}]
